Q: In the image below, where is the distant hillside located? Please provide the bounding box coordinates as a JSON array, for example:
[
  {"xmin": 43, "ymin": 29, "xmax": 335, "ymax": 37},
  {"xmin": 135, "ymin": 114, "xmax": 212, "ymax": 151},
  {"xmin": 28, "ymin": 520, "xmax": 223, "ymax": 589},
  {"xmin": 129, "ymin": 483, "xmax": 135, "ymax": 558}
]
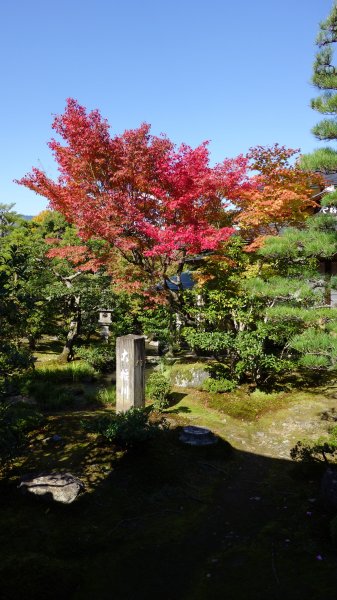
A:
[{"xmin": 20, "ymin": 215, "xmax": 34, "ymax": 221}]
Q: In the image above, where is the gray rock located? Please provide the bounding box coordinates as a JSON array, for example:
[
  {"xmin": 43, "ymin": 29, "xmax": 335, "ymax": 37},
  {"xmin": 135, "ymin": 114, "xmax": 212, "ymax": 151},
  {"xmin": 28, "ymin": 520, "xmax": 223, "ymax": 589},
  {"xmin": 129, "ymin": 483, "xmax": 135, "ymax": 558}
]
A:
[
  {"xmin": 179, "ymin": 425, "xmax": 218, "ymax": 446},
  {"xmin": 19, "ymin": 472, "xmax": 84, "ymax": 504},
  {"xmin": 173, "ymin": 368, "xmax": 209, "ymax": 388},
  {"xmin": 7, "ymin": 395, "xmax": 37, "ymax": 406},
  {"xmin": 42, "ymin": 434, "xmax": 63, "ymax": 445}
]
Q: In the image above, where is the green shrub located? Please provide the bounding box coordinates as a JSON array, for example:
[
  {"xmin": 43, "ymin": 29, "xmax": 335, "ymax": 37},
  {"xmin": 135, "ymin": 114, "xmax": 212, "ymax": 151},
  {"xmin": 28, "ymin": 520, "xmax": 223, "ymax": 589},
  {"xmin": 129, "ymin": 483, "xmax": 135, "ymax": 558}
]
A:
[
  {"xmin": 97, "ymin": 385, "xmax": 116, "ymax": 406},
  {"xmin": 146, "ymin": 372, "xmax": 171, "ymax": 411},
  {"xmin": 0, "ymin": 403, "xmax": 43, "ymax": 468},
  {"xmin": 76, "ymin": 345, "xmax": 115, "ymax": 372},
  {"xmin": 0, "ymin": 343, "xmax": 33, "ymax": 378},
  {"xmin": 84, "ymin": 407, "xmax": 166, "ymax": 447},
  {"xmin": 202, "ymin": 377, "xmax": 236, "ymax": 393},
  {"xmin": 205, "ymin": 362, "xmax": 230, "ymax": 378},
  {"xmin": 182, "ymin": 329, "xmax": 232, "ymax": 355},
  {"xmin": 0, "ymin": 343, "xmax": 34, "ymax": 396}
]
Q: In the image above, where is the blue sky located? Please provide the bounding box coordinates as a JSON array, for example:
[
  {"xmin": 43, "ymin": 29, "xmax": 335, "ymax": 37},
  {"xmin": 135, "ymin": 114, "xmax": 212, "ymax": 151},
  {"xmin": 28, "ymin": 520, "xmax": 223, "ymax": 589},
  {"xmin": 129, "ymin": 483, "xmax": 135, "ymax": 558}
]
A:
[{"xmin": 0, "ymin": 0, "xmax": 334, "ymax": 214}]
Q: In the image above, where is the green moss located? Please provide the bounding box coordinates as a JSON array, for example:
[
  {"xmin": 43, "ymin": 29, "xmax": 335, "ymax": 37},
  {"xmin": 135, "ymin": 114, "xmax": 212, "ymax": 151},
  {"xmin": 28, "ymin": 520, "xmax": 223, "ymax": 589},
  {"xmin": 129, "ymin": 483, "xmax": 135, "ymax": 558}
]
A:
[{"xmin": 204, "ymin": 388, "xmax": 291, "ymax": 421}]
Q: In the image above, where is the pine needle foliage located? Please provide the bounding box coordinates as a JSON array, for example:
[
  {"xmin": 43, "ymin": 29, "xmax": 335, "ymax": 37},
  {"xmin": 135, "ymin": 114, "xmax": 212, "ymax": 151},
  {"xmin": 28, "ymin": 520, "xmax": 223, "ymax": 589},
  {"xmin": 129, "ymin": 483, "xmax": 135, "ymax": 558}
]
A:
[
  {"xmin": 299, "ymin": 147, "xmax": 337, "ymax": 172},
  {"xmin": 259, "ymin": 219, "xmax": 337, "ymax": 260},
  {"xmin": 299, "ymin": 3, "xmax": 337, "ymax": 171},
  {"xmin": 244, "ymin": 276, "xmax": 318, "ymax": 304},
  {"xmin": 290, "ymin": 329, "xmax": 337, "ymax": 369},
  {"xmin": 266, "ymin": 305, "xmax": 337, "ymax": 324}
]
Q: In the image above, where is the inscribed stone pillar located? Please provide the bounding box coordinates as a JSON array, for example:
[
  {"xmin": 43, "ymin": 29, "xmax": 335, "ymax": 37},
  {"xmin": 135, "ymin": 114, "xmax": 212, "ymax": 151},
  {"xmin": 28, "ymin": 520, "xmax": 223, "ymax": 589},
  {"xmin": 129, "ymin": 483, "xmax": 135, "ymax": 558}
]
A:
[{"xmin": 116, "ymin": 334, "xmax": 145, "ymax": 413}]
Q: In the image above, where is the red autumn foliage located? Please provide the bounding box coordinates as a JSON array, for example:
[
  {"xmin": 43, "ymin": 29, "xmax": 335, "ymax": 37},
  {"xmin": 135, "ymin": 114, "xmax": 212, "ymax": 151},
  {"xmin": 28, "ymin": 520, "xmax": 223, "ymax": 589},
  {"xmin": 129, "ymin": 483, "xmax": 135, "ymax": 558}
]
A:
[
  {"xmin": 45, "ymin": 245, "xmax": 102, "ymax": 272},
  {"xmin": 18, "ymin": 101, "xmax": 322, "ymax": 298},
  {"xmin": 18, "ymin": 99, "xmax": 254, "ymax": 296}
]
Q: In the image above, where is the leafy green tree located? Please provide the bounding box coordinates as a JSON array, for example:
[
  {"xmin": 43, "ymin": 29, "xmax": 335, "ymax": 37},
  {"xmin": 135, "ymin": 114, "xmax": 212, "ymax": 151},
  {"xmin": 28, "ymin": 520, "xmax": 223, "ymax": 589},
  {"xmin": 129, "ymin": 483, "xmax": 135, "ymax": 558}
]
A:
[
  {"xmin": 177, "ymin": 238, "xmax": 290, "ymax": 384},
  {"xmin": 0, "ymin": 210, "xmax": 49, "ymax": 393},
  {"xmin": 30, "ymin": 210, "xmax": 136, "ymax": 361},
  {"xmin": 0, "ymin": 203, "xmax": 22, "ymax": 238},
  {"xmin": 0, "ymin": 208, "xmax": 136, "ymax": 391}
]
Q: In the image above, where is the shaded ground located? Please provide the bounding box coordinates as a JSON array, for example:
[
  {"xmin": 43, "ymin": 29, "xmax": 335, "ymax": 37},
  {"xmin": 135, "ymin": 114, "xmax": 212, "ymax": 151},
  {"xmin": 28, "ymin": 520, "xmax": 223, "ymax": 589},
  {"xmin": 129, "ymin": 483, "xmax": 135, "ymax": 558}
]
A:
[{"xmin": 2, "ymin": 376, "xmax": 337, "ymax": 599}]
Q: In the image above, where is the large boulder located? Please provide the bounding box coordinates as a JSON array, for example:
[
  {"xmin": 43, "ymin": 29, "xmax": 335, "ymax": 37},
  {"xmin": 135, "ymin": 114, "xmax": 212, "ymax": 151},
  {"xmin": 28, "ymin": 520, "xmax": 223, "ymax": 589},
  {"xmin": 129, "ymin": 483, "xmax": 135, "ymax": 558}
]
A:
[
  {"xmin": 19, "ymin": 472, "xmax": 84, "ymax": 504},
  {"xmin": 169, "ymin": 362, "xmax": 210, "ymax": 388}
]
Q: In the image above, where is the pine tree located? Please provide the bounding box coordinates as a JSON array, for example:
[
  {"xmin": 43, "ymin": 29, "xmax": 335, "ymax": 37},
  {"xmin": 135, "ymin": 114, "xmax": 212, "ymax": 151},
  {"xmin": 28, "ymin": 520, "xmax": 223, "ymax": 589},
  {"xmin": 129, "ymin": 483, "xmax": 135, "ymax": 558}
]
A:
[
  {"xmin": 247, "ymin": 214, "xmax": 337, "ymax": 372},
  {"xmin": 300, "ymin": 2, "xmax": 337, "ymax": 172}
]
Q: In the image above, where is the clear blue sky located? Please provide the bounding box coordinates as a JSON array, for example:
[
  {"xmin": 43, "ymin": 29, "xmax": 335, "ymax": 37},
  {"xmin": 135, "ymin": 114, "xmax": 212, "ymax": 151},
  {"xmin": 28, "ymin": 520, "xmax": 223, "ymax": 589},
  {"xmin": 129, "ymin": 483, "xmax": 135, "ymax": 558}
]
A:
[{"xmin": 0, "ymin": 0, "xmax": 334, "ymax": 215}]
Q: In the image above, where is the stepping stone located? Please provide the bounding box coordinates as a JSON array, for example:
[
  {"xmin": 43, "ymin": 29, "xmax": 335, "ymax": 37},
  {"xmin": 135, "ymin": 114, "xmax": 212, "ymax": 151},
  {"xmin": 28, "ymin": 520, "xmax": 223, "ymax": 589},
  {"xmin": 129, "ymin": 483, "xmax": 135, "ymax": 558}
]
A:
[
  {"xmin": 179, "ymin": 426, "xmax": 218, "ymax": 446},
  {"xmin": 19, "ymin": 472, "xmax": 84, "ymax": 504}
]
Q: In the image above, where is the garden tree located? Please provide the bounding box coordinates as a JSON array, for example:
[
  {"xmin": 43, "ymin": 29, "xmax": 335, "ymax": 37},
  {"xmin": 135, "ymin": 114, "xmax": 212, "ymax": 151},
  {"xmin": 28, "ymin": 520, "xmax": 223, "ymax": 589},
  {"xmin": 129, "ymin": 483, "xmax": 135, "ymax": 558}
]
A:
[
  {"xmin": 0, "ymin": 203, "xmax": 22, "ymax": 237},
  {"xmin": 30, "ymin": 210, "xmax": 136, "ymax": 361},
  {"xmin": 40, "ymin": 215, "xmax": 102, "ymax": 361},
  {"xmin": 176, "ymin": 204, "xmax": 337, "ymax": 384},
  {"xmin": 300, "ymin": 1, "xmax": 337, "ymax": 173},
  {"xmin": 246, "ymin": 210, "xmax": 337, "ymax": 373},
  {"xmin": 0, "ymin": 216, "xmax": 63, "ymax": 345},
  {"xmin": 235, "ymin": 145, "xmax": 323, "ymax": 250},
  {"xmin": 0, "ymin": 214, "xmax": 52, "ymax": 392},
  {"xmin": 173, "ymin": 236, "xmax": 294, "ymax": 384},
  {"xmin": 0, "ymin": 208, "xmax": 133, "ymax": 377},
  {"xmin": 18, "ymin": 98, "xmax": 256, "ymax": 322}
]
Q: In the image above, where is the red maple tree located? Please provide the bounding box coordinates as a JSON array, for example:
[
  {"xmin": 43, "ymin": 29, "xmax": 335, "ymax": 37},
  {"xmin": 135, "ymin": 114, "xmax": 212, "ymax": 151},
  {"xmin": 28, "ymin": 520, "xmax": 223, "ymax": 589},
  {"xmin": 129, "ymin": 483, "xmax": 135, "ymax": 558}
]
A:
[{"xmin": 18, "ymin": 99, "xmax": 253, "ymax": 304}]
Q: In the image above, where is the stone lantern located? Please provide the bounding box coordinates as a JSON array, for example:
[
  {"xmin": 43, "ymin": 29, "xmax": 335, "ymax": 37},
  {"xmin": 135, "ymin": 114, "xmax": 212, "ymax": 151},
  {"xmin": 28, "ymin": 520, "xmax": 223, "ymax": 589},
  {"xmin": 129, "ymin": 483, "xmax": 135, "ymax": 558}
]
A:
[{"xmin": 98, "ymin": 309, "xmax": 113, "ymax": 342}]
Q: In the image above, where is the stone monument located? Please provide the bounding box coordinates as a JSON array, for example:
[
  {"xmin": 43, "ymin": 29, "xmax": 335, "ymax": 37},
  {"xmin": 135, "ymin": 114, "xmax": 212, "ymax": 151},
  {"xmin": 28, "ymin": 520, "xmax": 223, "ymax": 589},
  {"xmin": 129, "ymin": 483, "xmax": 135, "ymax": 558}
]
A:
[{"xmin": 116, "ymin": 334, "xmax": 145, "ymax": 413}]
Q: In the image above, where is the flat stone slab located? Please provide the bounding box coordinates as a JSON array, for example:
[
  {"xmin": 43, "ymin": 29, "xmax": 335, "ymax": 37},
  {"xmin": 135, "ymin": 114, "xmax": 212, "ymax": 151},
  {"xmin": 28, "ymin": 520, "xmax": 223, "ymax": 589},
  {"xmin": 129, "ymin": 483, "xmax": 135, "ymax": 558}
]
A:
[
  {"xmin": 179, "ymin": 425, "xmax": 218, "ymax": 446},
  {"xmin": 19, "ymin": 472, "xmax": 84, "ymax": 504}
]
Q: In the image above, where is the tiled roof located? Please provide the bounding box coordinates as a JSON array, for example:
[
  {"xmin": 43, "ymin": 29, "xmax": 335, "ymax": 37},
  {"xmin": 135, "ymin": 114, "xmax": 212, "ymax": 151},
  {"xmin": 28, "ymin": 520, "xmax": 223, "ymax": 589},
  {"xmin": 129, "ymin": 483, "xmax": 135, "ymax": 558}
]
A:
[
  {"xmin": 166, "ymin": 271, "xmax": 195, "ymax": 290},
  {"xmin": 323, "ymin": 172, "xmax": 337, "ymax": 187}
]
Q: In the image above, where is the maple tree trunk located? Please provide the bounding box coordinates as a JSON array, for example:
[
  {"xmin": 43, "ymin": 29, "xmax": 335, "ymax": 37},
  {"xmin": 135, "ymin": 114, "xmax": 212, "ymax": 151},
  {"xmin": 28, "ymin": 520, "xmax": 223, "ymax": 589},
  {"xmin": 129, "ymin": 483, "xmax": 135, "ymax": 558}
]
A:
[
  {"xmin": 58, "ymin": 295, "xmax": 81, "ymax": 362},
  {"xmin": 28, "ymin": 335, "xmax": 37, "ymax": 350},
  {"xmin": 167, "ymin": 305, "xmax": 176, "ymax": 356}
]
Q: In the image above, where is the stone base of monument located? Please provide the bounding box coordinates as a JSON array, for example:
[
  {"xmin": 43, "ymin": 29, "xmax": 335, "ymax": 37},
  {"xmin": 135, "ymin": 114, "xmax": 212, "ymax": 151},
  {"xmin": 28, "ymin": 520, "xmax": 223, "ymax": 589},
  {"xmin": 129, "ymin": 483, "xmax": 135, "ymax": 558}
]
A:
[{"xmin": 179, "ymin": 425, "xmax": 218, "ymax": 446}]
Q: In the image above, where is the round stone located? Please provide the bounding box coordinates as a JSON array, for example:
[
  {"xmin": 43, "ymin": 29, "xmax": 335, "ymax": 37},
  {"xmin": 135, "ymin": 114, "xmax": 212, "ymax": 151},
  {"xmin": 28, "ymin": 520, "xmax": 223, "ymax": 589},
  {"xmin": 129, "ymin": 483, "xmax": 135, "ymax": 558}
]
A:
[{"xmin": 179, "ymin": 425, "xmax": 218, "ymax": 446}]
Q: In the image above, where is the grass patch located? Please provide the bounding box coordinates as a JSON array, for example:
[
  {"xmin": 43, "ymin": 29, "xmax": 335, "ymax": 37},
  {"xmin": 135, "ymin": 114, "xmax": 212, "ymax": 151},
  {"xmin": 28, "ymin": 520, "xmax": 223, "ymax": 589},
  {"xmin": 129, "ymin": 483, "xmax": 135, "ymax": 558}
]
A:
[
  {"xmin": 17, "ymin": 361, "xmax": 102, "ymax": 411},
  {"xmin": 33, "ymin": 360, "xmax": 97, "ymax": 383},
  {"xmin": 206, "ymin": 388, "xmax": 293, "ymax": 421},
  {"xmin": 96, "ymin": 385, "xmax": 116, "ymax": 406}
]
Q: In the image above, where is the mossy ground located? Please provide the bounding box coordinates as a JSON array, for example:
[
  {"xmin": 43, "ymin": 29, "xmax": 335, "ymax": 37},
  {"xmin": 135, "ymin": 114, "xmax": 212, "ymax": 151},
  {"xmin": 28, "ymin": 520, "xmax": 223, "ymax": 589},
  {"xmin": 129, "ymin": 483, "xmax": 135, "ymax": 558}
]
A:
[{"xmin": 1, "ymin": 342, "xmax": 337, "ymax": 599}]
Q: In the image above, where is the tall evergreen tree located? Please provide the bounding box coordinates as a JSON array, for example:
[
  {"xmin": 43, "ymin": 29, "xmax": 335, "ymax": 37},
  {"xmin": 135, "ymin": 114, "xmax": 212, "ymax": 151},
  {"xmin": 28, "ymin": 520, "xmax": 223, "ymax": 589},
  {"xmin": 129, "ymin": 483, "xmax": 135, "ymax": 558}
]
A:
[{"xmin": 300, "ymin": 1, "xmax": 337, "ymax": 173}]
